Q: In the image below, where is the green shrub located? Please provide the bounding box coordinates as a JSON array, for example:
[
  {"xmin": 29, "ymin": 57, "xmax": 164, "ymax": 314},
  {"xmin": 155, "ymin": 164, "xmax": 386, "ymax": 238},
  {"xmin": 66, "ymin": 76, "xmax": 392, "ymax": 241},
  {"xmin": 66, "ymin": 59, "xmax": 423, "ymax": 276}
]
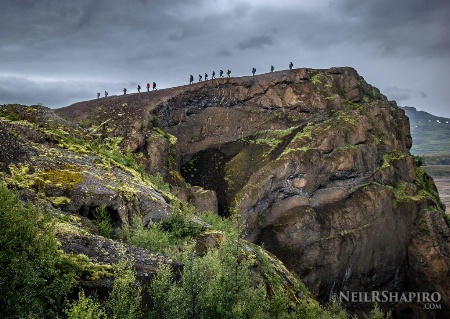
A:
[
  {"xmin": 127, "ymin": 217, "xmax": 172, "ymax": 254},
  {"xmin": 93, "ymin": 204, "xmax": 113, "ymax": 238},
  {"xmin": 161, "ymin": 209, "xmax": 202, "ymax": 240},
  {"xmin": 105, "ymin": 255, "xmax": 142, "ymax": 319},
  {"xmin": 413, "ymin": 155, "xmax": 425, "ymax": 167},
  {"xmin": 64, "ymin": 290, "xmax": 107, "ymax": 319},
  {"xmin": 0, "ymin": 183, "xmax": 75, "ymax": 318},
  {"xmin": 365, "ymin": 303, "xmax": 391, "ymax": 319}
]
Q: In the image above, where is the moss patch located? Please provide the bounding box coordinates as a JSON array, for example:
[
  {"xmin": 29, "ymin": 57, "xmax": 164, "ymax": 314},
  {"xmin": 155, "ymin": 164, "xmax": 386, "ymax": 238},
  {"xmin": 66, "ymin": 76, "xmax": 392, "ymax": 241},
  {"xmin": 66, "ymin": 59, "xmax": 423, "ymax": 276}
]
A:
[{"xmin": 59, "ymin": 252, "xmax": 113, "ymax": 281}]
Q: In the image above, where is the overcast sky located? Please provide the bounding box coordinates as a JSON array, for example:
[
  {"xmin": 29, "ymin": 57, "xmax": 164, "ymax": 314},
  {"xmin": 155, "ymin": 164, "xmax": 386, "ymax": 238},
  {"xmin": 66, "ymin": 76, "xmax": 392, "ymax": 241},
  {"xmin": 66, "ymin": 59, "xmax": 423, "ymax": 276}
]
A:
[{"xmin": 1, "ymin": 0, "xmax": 449, "ymax": 117}]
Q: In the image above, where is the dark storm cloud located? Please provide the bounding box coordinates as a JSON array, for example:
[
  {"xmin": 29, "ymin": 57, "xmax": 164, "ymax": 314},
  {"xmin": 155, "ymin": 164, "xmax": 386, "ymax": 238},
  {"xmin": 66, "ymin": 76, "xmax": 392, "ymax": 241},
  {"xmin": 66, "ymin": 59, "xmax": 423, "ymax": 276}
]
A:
[
  {"xmin": 0, "ymin": 0, "xmax": 449, "ymax": 117},
  {"xmin": 331, "ymin": 0, "xmax": 450, "ymax": 58}
]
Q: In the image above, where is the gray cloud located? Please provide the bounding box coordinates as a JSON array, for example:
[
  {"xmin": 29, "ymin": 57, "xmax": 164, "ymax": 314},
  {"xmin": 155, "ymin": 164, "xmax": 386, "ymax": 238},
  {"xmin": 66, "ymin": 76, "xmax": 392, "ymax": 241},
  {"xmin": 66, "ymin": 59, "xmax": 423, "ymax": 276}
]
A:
[
  {"xmin": 237, "ymin": 35, "xmax": 274, "ymax": 50},
  {"xmin": 217, "ymin": 49, "xmax": 232, "ymax": 57},
  {"xmin": 0, "ymin": 0, "xmax": 449, "ymax": 117},
  {"xmin": 331, "ymin": 0, "xmax": 450, "ymax": 59},
  {"xmin": 384, "ymin": 87, "xmax": 414, "ymax": 102}
]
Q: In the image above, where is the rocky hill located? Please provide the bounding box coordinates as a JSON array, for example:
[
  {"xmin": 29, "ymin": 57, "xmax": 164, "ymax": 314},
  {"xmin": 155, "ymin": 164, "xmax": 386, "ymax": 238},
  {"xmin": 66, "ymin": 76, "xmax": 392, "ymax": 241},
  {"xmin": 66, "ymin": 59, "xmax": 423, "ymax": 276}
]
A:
[{"xmin": 2, "ymin": 67, "xmax": 450, "ymax": 318}]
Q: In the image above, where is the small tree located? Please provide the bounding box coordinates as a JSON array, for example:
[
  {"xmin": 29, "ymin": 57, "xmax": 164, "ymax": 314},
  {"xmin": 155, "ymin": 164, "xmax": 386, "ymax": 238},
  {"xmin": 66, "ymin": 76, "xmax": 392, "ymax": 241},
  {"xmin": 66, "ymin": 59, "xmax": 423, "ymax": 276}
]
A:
[
  {"xmin": 106, "ymin": 254, "xmax": 142, "ymax": 319},
  {"xmin": 93, "ymin": 204, "xmax": 113, "ymax": 238},
  {"xmin": 64, "ymin": 290, "xmax": 107, "ymax": 319}
]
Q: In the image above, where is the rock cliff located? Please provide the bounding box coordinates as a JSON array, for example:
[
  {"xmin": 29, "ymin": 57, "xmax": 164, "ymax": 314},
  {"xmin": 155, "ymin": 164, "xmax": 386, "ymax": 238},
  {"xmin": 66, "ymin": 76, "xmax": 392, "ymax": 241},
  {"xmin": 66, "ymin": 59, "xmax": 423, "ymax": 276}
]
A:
[{"xmin": 2, "ymin": 66, "xmax": 449, "ymax": 317}]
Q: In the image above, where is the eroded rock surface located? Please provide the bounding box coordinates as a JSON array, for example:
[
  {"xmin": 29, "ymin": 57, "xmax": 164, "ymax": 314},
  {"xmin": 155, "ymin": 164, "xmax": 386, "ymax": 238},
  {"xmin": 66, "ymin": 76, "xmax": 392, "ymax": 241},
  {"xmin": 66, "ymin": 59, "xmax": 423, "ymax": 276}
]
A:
[{"xmin": 47, "ymin": 67, "xmax": 450, "ymax": 316}]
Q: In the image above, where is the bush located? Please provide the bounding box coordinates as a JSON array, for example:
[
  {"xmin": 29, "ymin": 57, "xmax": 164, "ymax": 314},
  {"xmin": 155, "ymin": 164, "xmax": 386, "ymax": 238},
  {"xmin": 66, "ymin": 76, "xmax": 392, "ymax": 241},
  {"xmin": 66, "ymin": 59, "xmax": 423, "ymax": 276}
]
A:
[
  {"xmin": 0, "ymin": 183, "xmax": 75, "ymax": 318},
  {"xmin": 93, "ymin": 204, "xmax": 113, "ymax": 238},
  {"xmin": 64, "ymin": 291, "xmax": 107, "ymax": 319},
  {"xmin": 161, "ymin": 209, "xmax": 202, "ymax": 240},
  {"xmin": 413, "ymin": 155, "xmax": 425, "ymax": 167},
  {"xmin": 105, "ymin": 255, "xmax": 142, "ymax": 319},
  {"xmin": 126, "ymin": 217, "xmax": 172, "ymax": 254}
]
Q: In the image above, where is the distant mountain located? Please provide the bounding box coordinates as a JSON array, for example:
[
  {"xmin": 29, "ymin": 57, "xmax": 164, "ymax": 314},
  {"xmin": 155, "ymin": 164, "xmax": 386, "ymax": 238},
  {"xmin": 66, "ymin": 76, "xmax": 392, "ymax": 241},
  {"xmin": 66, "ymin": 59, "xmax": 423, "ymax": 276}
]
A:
[
  {"xmin": 401, "ymin": 106, "xmax": 450, "ymax": 155},
  {"xmin": 402, "ymin": 106, "xmax": 450, "ymax": 124}
]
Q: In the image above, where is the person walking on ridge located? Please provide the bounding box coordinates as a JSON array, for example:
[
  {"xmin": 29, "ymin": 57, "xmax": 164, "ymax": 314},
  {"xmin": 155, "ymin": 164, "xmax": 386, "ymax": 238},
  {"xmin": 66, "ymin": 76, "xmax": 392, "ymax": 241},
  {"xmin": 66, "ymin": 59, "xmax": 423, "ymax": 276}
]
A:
[
  {"xmin": 289, "ymin": 62, "xmax": 293, "ymax": 70},
  {"xmin": 146, "ymin": 82, "xmax": 150, "ymax": 91},
  {"xmin": 205, "ymin": 73, "xmax": 208, "ymax": 81},
  {"xmin": 123, "ymin": 88, "xmax": 127, "ymax": 95},
  {"xmin": 199, "ymin": 74, "xmax": 202, "ymax": 82},
  {"xmin": 252, "ymin": 68, "xmax": 256, "ymax": 76},
  {"xmin": 153, "ymin": 82, "xmax": 157, "ymax": 90},
  {"xmin": 220, "ymin": 70, "xmax": 224, "ymax": 78},
  {"xmin": 97, "ymin": 92, "xmax": 100, "ymax": 99},
  {"xmin": 226, "ymin": 69, "xmax": 231, "ymax": 78},
  {"xmin": 190, "ymin": 74, "xmax": 194, "ymax": 84},
  {"xmin": 105, "ymin": 91, "xmax": 108, "ymax": 98},
  {"xmin": 270, "ymin": 65, "xmax": 274, "ymax": 72},
  {"xmin": 137, "ymin": 85, "xmax": 141, "ymax": 93},
  {"xmin": 212, "ymin": 71, "xmax": 216, "ymax": 79}
]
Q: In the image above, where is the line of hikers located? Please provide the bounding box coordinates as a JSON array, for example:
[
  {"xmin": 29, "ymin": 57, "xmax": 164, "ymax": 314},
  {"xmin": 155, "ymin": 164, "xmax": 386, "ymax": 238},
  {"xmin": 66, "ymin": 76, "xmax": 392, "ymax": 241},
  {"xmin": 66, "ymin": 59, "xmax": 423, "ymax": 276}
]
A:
[
  {"xmin": 191, "ymin": 62, "xmax": 293, "ymax": 85},
  {"xmin": 97, "ymin": 62, "xmax": 294, "ymax": 98},
  {"xmin": 97, "ymin": 82, "xmax": 157, "ymax": 98}
]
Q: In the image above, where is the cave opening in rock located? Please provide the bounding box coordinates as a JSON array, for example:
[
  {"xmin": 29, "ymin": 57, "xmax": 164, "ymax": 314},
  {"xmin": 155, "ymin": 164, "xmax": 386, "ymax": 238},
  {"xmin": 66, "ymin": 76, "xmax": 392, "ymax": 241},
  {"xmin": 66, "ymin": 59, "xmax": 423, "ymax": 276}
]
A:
[
  {"xmin": 79, "ymin": 204, "xmax": 122, "ymax": 228},
  {"xmin": 181, "ymin": 148, "xmax": 230, "ymax": 216}
]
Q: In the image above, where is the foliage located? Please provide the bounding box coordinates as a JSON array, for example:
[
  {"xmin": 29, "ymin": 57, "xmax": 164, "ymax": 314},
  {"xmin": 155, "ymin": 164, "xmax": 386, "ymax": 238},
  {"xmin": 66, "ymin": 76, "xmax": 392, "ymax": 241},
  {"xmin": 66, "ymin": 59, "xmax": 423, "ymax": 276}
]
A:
[
  {"xmin": 93, "ymin": 204, "xmax": 113, "ymax": 238},
  {"xmin": 126, "ymin": 216, "xmax": 172, "ymax": 254},
  {"xmin": 147, "ymin": 172, "xmax": 172, "ymax": 193},
  {"xmin": 64, "ymin": 291, "xmax": 107, "ymax": 319},
  {"xmin": 63, "ymin": 256, "xmax": 142, "ymax": 319},
  {"xmin": 412, "ymin": 155, "xmax": 425, "ymax": 167},
  {"xmin": 58, "ymin": 253, "xmax": 113, "ymax": 281},
  {"xmin": 148, "ymin": 232, "xmax": 269, "ymax": 319},
  {"xmin": 365, "ymin": 303, "xmax": 391, "ymax": 319},
  {"xmin": 0, "ymin": 183, "xmax": 75, "ymax": 319},
  {"xmin": 161, "ymin": 207, "xmax": 203, "ymax": 240},
  {"xmin": 105, "ymin": 255, "xmax": 143, "ymax": 319},
  {"xmin": 123, "ymin": 205, "xmax": 202, "ymax": 255}
]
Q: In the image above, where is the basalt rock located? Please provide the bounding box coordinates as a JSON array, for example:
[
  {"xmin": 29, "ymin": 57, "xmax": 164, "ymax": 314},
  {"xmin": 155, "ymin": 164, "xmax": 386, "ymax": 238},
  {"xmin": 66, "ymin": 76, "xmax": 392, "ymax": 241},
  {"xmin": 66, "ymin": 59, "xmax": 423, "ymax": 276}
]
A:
[{"xmin": 53, "ymin": 67, "xmax": 450, "ymax": 317}]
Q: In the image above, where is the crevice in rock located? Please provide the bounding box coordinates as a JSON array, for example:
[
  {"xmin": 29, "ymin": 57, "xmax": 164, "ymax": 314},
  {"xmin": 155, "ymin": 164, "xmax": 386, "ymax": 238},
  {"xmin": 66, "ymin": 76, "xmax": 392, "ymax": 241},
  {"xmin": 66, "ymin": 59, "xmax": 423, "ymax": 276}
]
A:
[{"xmin": 181, "ymin": 148, "xmax": 230, "ymax": 216}]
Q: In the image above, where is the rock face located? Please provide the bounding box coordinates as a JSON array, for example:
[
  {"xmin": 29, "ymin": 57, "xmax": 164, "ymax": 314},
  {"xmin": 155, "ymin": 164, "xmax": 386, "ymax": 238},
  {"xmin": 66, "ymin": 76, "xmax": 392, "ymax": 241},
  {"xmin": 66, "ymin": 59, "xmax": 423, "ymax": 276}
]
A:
[{"xmin": 53, "ymin": 67, "xmax": 450, "ymax": 316}]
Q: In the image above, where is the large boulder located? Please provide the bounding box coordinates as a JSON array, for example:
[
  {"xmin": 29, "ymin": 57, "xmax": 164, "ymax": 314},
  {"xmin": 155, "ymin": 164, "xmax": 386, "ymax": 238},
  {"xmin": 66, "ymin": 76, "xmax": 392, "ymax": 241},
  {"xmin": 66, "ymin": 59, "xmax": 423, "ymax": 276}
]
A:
[{"xmin": 55, "ymin": 67, "xmax": 450, "ymax": 317}]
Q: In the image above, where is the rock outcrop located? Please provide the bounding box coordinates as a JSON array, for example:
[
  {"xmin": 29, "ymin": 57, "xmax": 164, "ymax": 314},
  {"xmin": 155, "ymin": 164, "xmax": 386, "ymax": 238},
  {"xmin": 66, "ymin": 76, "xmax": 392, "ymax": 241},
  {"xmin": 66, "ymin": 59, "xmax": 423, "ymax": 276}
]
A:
[{"xmin": 5, "ymin": 66, "xmax": 448, "ymax": 317}]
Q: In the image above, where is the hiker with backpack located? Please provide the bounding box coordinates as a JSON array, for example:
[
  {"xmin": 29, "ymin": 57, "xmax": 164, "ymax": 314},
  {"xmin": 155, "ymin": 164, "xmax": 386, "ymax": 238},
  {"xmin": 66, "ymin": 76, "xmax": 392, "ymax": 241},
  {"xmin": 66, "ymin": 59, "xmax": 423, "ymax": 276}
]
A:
[
  {"xmin": 212, "ymin": 71, "xmax": 216, "ymax": 79},
  {"xmin": 97, "ymin": 92, "xmax": 100, "ymax": 99},
  {"xmin": 205, "ymin": 73, "xmax": 208, "ymax": 81},
  {"xmin": 105, "ymin": 91, "xmax": 108, "ymax": 98},
  {"xmin": 146, "ymin": 83, "xmax": 150, "ymax": 91},
  {"xmin": 227, "ymin": 70, "xmax": 231, "ymax": 78},
  {"xmin": 123, "ymin": 88, "xmax": 127, "ymax": 95},
  {"xmin": 199, "ymin": 74, "xmax": 202, "ymax": 82},
  {"xmin": 190, "ymin": 75, "xmax": 194, "ymax": 84},
  {"xmin": 289, "ymin": 62, "xmax": 293, "ymax": 70},
  {"xmin": 153, "ymin": 82, "xmax": 157, "ymax": 90},
  {"xmin": 270, "ymin": 65, "xmax": 274, "ymax": 72},
  {"xmin": 252, "ymin": 68, "xmax": 256, "ymax": 76},
  {"xmin": 220, "ymin": 70, "xmax": 224, "ymax": 78},
  {"xmin": 137, "ymin": 85, "xmax": 141, "ymax": 93}
]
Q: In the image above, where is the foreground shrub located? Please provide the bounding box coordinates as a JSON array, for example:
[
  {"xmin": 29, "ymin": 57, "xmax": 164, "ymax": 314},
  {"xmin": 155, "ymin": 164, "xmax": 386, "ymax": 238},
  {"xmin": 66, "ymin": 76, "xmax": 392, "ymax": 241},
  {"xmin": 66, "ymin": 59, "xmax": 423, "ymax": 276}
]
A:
[{"xmin": 0, "ymin": 183, "xmax": 75, "ymax": 318}]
